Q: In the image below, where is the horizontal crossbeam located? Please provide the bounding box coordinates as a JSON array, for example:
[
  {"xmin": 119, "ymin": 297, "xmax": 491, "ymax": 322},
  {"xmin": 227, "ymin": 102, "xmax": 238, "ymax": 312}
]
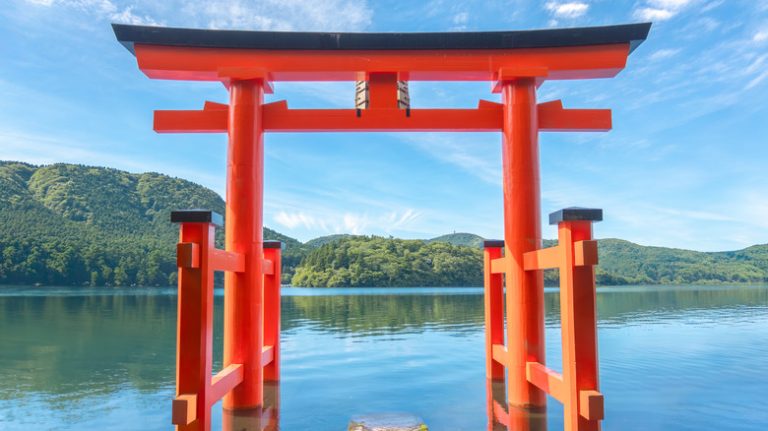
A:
[
  {"xmin": 492, "ymin": 343, "xmax": 508, "ymax": 366},
  {"xmin": 526, "ymin": 361, "xmax": 565, "ymax": 403},
  {"xmin": 210, "ymin": 364, "xmax": 244, "ymax": 404},
  {"xmin": 490, "ymin": 257, "xmax": 506, "ymax": 274},
  {"xmin": 262, "ymin": 258, "xmax": 274, "ymax": 275},
  {"xmin": 154, "ymin": 99, "xmax": 610, "ymax": 133},
  {"xmin": 210, "ymin": 249, "xmax": 244, "ymax": 273},
  {"xmin": 262, "ymin": 345, "xmax": 274, "ymax": 366},
  {"xmin": 523, "ymin": 245, "xmax": 561, "ymax": 271},
  {"xmin": 523, "ymin": 240, "xmax": 599, "ymax": 271}
]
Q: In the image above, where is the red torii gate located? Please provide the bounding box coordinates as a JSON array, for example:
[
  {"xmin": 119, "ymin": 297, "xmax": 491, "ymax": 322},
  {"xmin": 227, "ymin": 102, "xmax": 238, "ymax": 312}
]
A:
[{"xmin": 113, "ymin": 22, "xmax": 650, "ymax": 431}]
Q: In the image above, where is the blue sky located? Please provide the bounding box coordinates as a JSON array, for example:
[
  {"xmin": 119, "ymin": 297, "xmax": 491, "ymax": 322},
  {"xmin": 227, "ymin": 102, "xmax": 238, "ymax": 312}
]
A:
[{"xmin": 1, "ymin": 0, "xmax": 767, "ymax": 251}]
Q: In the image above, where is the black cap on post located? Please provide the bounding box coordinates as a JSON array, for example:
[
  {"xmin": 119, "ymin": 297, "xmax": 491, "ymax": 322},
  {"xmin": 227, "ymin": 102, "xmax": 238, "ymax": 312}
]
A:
[
  {"xmin": 170, "ymin": 209, "xmax": 224, "ymax": 227},
  {"xmin": 483, "ymin": 239, "xmax": 505, "ymax": 248},
  {"xmin": 549, "ymin": 207, "xmax": 603, "ymax": 225},
  {"xmin": 263, "ymin": 240, "xmax": 283, "ymax": 249}
]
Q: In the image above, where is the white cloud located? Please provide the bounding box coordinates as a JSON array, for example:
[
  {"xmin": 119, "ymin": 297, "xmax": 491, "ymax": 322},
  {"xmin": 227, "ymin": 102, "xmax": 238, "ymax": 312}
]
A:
[
  {"xmin": 274, "ymin": 211, "xmax": 327, "ymax": 231},
  {"xmin": 273, "ymin": 209, "xmax": 420, "ymax": 236},
  {"xmin": 754, "ymin": 30, "xmax": 768, "ymax": 42},
  {"xmin": 633, "ymin": 0, "xmax": 693, "ymax": 21},
  {"xmin": 544, "ymin": 1, "xmax": 589, "ymax": 19},
  {"xmin": 23, "ymin": 0, "xmax": 373, "ymax": 31},
  {"xmin": 634, "ymin": 7, "xmax": 674, "ymax": 21},
  {"xmin": 189, "ymin": 0, "xmax": 372, "ymax": 31},
  {"xmin": 649, "ymin": 48, "xmax": 681, "ymax": 61},
  {"xmin": 24, "ymin": 0, "xmax": 160, "ymax": 25},
  {"xmin": 343, "ymin": 213, "xmax": 368, "ymax": 234},
  {"xmin": 400, "ymin": 133, "xmax": 501, "ymax": 185},
  {"xmin": 745, "ymin": 70, "xmax": 768, "ymax": 90},
  {"xmin": 648, "ymin": 0, "xmax": 691, "ymax": 8},
  {"xmin": 453, "ymin": 12, "xmax": 468, "ymax": 25},
  {"xmin": 385, "ymin": 209, "xmax": 421, "ymax": 229}
]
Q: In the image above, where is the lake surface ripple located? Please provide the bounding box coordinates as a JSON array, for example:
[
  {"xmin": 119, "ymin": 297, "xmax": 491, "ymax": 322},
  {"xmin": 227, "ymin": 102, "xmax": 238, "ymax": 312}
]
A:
[{"xmin": 1, "ymin": 285, "xmax": 767, "ymax": 430}]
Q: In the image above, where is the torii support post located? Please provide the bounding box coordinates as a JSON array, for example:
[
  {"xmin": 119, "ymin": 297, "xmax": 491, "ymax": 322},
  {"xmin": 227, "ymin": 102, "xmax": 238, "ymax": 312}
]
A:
[
  {"xmin": 500, "ymin": 77, "xmax": 547, "ymax": 411},
  {"xmin": 484, "ymin": 208, "xmax": 603, "ymax": 431},
  {"xmin": 223, "ymin": 79, "xmax": 266, "ymax": 411},
  {"xmin": 171, "ymin": 210, "xmax": 281, "ymax": 431}
]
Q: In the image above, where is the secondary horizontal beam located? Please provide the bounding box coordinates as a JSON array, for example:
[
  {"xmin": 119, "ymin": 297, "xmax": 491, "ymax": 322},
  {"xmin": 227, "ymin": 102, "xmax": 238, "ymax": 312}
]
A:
[
  {"xmin": 154, "ymin": 99, "xmax": 611, "ymax": 133},
  {"xmin": 523, "ymin": 245, "xmax": 561, "ymax": 271},
  {"xmin": 492, "ymin": 343, "xmax": 508, "ymax": 366},
  {"xmin": 210, "ymin": 363, "xmax": 244, "ymax": 404},
  {"xmin": 262, "ymin": 345, "xmax": 274, "ymax": 366},
  {"xmin": 526, "ymin": 361, "xmax": 565, "ymax": 403}
]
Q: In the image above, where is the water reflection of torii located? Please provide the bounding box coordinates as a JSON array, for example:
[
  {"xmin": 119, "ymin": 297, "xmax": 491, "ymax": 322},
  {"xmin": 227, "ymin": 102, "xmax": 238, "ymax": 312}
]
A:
[{"xmin": 113, "ymin": 22, "xmax": 650, "ymax": 431}]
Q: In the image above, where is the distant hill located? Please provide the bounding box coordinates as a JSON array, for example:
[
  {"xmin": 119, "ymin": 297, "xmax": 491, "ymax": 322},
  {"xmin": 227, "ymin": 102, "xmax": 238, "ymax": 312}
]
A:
[
  {"xmin": 305, "ymin": 234, "xmax": 352, "ymax": 249},
  {"xmin": 293, "ymin": 236, "xmax": 482, "ymax": 287},
  {"xmin": 427, "ymin": 233, "xmax": 484, "ymax": 248},
  {"xmin": 596, "ymin": 238, "xmax": 768, "ymax": 284},
  {"xmin": 2, "ymin": 161, "xmax": 767, "ymax": 288},
  {"xmin": 0, "ymin": 162, "xmax": 302, "ymax": 286},
  {"xmin": 293, "ymin": 235, "xmax": 768, "ymax": 287}
]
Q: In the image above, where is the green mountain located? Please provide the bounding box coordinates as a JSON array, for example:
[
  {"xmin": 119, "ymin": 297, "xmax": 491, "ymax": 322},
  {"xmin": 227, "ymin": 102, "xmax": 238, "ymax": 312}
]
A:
[
  {"xmin": 427, "ymin": 232, "xmax": 484, "ymax": 248},
  {"xmin": 2, "ymin": 161, "xmax": 767, "ymax": 288},
  {"xmin": 595, "ymin": 238, "xmax": 768, "ymax": 284},
  {"xmin": 0, "ymin": 162, "xmax": 301, "ymax": 286},
  {"xmin": 305, "ymin": 234, "xmax": 352, "ymax": 249},
  {"xmin": 294, "ymin": 235, "xmax": 768, "ymax": 287},
  {"xmin": 293, "ymin": 236, "xmax": 482, "ymax": 287}
]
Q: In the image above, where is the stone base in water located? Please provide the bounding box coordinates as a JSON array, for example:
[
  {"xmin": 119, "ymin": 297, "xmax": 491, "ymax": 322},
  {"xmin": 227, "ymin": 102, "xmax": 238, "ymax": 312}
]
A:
[{"xmin": 348, "ymin": 413, "xmax": 428, "ymax": 431}]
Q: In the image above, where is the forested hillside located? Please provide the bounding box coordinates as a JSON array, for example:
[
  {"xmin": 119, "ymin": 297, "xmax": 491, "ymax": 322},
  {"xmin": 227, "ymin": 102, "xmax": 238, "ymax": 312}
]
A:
[
  {"xmin": 292, "ymin": 236, "xmax": 768, "ymax": 287},
  {"xmin": 292, "ymin": 236, "xmax": 483, "ymax": 287},
  {"xmin": 2, "ymin": 161, "xmax": 767, "ymax": 288},
  {"xmin": 0, "ymin": 162, "xmax": 301, "ymax": 286}
]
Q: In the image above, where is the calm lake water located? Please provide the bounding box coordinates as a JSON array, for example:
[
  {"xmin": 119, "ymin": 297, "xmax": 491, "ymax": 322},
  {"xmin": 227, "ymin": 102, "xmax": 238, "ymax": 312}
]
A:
[{"xmin": 1, "ymin": 285, "xmax": 767, "ymax": 430}]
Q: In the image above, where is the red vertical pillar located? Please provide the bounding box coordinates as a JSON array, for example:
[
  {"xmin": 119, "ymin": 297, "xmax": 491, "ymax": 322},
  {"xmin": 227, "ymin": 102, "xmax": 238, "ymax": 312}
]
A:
[
  {"xmin": 483, "ymin": 240, "xmax": 505, "ymax": 381},
  {"xmin": 558, "ymin": 217, "xmax": 601, "ymax": 431},
  {"xmin": 500, "ymin": 78, "xmax": 546, "ymax": 409},
  {"xmin": 173, "ymin": 216, "xmax": 217, "ymax": 431},
  {"xmin": 263, "ymin": 241, "xmax": 282, "ymax": 382},
  {"xmin": 224, "ymin": 79, "xmax": 265, "ymax": 410}
]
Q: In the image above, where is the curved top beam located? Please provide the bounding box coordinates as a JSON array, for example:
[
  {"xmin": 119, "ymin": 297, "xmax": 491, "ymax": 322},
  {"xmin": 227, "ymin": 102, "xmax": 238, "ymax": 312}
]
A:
[
  {"xmin": 113, "ymin": 23, "xmax": 650, "ymax": 55},
  {"xmin": 112, "ymin": 23, "xmax": 651, "ymax": 82}
]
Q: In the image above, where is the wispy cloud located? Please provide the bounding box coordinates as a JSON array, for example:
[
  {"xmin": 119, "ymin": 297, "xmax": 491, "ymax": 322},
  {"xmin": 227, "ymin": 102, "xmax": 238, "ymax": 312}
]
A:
[
  {"xmin": 22, "ymin": 0, "xmax": 372, "ymax": 31},
  {"xmin": 273, "ymin": 209, "xmax": 421, "ymax": 236},
  {"xmin": 633, "ymin": 0, "xmax": 693, "ymax": 21},
  {"xmin": 451, "ymin": 11, "xmax": 469, "ymax": 30},
  {"xmin": 400, "ymin": 133, "xmax": 501, "ymax": 185},
  {"xmin": 648, "ymin": 48, "xmax": 681, "ymax": 61},
  {"xmin": 545, "ymin": 1, "xmax": 589, "ymax": 19},
  {"xmin": 24, "ymin": 0, "xmax": 161, "ymax": 25},
  {"xmin": 745, "ymin": 70, "xmax": 768, "ymax": 90},
  {"xmin": 195, "ymin": 0, "xmax": 372, "ymax": 31}
]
